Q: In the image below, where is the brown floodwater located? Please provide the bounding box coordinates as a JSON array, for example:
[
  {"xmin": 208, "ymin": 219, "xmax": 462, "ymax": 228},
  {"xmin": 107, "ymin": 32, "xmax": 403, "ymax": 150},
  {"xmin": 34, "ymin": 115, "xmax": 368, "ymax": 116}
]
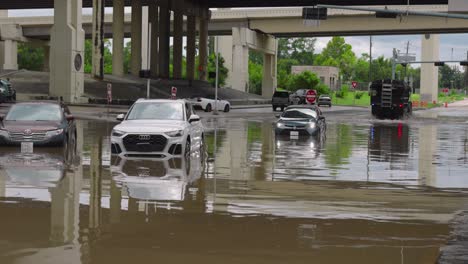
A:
[{"xmin": 1, "ymin": 117, "xmax": 468, "ymax": 264}]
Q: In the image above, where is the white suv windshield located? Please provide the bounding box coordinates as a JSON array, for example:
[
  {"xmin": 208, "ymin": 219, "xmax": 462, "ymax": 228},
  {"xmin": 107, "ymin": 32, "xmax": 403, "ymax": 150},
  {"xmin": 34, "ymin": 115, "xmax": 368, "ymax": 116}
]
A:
[{"xmin": 127, "ymin": 102, "xmax": 184, "ymax": 121}]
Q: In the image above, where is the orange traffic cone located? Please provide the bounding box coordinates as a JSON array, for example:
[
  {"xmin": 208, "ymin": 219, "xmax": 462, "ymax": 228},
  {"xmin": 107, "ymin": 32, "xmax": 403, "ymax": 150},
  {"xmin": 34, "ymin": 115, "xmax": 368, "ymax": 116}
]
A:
[{"xmin": 445, "ymin": 102, "xmax": 448, "ymax": 108}]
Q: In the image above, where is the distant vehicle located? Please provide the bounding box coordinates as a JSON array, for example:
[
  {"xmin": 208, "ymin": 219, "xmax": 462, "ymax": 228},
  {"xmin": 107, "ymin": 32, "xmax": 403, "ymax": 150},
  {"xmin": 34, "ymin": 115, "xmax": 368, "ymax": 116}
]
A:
[
  {"xmin": 272, "ymin": 90, "xmax": 290, "ymax": 111},
  {"xmin": 111, "ymin": 99, "xmax": 204, "ymax": 158},
  {"xmin": 0, "ymin": 78, "xmax": 16, "ymax": 103},
  {"xmin": 370, "ymin": 79, "xmax": 412, "ymax": 119},
  {"xmin": 289, "ymin": 89, "xmax": 308, "ymax": 104},
  {"xmin": 0, "ymin": 101, "xmax": 76, "ymax": 147},
  {"xmin": 317, "ymin": 94, "xmax": 332, "ymax": 107},
  {"xmin": 189, "ymin": 95, "xmax": 230, "ymax": 112},
  {"xmin": 275, "ymin": 105, "xmax": 326, "ymax": 137}
]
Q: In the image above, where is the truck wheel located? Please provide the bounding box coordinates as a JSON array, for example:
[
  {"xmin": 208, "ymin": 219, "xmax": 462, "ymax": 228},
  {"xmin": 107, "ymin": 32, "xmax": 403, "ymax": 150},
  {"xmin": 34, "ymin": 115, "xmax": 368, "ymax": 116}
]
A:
[
  {"xmin": 272, "ymin": 106, "xmax": 277, "ymax": 112},
  {"xmin": 280, "ymin": 106, "xmax": 285, "ymax": 111}
]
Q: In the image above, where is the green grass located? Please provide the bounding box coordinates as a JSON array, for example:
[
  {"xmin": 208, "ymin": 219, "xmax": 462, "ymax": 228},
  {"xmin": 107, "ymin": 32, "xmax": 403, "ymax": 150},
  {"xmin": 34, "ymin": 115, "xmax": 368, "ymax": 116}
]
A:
[
  {"xmin": 331, "ymin": 91, "xmax": 370, "ymax": 107},
  {"xmin": 411, "ymin": 93, "xmax": 465, "ymax": 108}
]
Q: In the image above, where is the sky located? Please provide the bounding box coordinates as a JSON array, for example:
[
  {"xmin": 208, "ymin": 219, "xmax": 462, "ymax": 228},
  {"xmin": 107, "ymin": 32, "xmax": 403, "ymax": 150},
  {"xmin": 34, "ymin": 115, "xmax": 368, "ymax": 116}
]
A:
[{"xmin": 8, "ymin": 8, "xmax": 468, "ymax": 67}]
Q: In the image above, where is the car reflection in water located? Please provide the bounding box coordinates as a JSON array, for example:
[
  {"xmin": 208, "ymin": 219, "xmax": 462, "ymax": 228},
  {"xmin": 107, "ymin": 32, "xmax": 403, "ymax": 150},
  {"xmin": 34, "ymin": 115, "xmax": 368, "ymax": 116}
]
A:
[
  {"xmin": 111, "ymin": 150, "xmax": 205, "ymax": 202},
  {"xmin": 0, "ymin": 146, "xmax": 77, "ymax": 191},
  {"xmin": 273, "ymin": 131, "xmax": 326, "ymax": 180}
]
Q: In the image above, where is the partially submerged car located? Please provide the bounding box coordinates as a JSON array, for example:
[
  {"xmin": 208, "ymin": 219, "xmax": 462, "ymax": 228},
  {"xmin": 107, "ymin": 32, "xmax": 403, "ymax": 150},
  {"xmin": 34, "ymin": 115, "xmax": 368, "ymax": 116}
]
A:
[
  {"xmin": 189, "ymin": 95, "xmax": 231, "ymax": 112},
  {"xmin": 111, "ymin": 99, "xmax": 204, "ymax": 158},
  {"xmin": 317, "ymin": 94, "xmax": 332, "ymax": 107},
  {"xmin": 0, "ymin": 101, "xmax": 76, "ymax": 147},
  {"xmin": 275, "ymin": 105, "xmax": 326, "ymax": 137}
]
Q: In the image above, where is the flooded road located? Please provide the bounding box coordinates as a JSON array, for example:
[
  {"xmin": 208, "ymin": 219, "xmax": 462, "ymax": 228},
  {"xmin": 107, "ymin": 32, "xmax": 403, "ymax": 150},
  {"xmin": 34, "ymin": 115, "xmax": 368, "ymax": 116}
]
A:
[{"xmin": 1, "ymin": 114, "xmax": 468, "ymax": 264}]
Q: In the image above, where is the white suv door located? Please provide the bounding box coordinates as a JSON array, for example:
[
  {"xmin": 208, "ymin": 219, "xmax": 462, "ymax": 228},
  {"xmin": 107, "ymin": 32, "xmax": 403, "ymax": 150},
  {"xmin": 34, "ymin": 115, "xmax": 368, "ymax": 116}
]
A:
[{"xmin": 185, "ymin": 103, "xmax": 203, "ymax": 147}]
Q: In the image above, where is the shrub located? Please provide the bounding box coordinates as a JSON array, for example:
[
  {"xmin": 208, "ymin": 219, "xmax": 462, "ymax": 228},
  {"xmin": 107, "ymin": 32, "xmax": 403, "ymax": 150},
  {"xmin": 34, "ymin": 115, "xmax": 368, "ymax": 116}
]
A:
[{"xmin": 355, "ymin": 91, "xmax": 365, "ymax": 99}]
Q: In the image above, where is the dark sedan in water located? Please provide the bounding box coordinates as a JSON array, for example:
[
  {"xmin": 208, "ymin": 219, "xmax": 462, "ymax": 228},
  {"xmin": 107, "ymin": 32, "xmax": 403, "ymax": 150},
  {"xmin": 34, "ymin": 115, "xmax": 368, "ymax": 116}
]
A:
[
  {"xmin": 275, "ymin": 105, "xmax": 326, "ymax": 136},
  {"xmin": 0, "ymin": 101, "xmax": 76, "ymax": 146}
]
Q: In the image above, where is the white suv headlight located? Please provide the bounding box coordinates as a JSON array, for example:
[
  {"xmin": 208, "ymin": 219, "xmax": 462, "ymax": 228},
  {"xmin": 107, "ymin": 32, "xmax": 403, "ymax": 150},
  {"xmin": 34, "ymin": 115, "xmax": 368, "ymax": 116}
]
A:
[
  {"xmin": 112, "ymin": 130, "xmax": 125, "ymax": 137},
  {"xmin": 165, "ymin": 130, "xmax": 184, "ymax": 137},
  {"xmin": 46, "ymin": 129, "xmax": 64, "ymax": 137}
]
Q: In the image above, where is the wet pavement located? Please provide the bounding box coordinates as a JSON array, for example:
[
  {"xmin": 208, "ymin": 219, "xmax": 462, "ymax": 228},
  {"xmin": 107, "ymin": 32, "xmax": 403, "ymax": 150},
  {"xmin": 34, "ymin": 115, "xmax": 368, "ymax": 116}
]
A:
[{"xmin": 1, "ymin": 106, "xmax": 468, "ymax": 263}]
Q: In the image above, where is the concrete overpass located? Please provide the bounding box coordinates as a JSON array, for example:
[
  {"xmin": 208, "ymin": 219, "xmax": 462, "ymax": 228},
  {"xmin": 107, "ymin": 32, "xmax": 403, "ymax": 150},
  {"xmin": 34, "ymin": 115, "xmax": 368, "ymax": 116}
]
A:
[{"xmin": 0, "ymin": 2, "xmax": 465, "ymax": 102}]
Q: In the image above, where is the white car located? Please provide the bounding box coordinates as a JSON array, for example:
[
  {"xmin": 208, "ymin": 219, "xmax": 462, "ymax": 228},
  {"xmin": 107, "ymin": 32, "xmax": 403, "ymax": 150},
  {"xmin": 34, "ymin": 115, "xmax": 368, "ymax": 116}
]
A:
[
  {"xmin": 189, "ymin": 95, "xmax": 231, "ymax": 112},
  {"xmin": 111, "ymin": 99, "xmax": 204, "ymax": 158}
]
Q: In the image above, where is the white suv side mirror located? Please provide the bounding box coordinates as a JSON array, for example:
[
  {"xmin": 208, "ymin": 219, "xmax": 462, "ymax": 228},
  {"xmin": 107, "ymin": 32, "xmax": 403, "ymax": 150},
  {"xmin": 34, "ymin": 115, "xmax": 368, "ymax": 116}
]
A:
[
  {"xmin": 116, "ymin": 114, "xmax": 125, "ymax": 121},
  {"xmin": 189, "ymin": 114, "xmax": 200, "ymax": 123}
]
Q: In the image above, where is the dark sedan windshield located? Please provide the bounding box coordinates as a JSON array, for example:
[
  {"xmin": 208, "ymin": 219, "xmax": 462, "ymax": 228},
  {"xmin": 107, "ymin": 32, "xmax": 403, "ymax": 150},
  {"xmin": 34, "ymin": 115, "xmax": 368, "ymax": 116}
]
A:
[
  {"xmin": 5, "ymin": 104, "xmax": 62, "ymax": 121},
  {"xmin": 127, "ymin": 102, "xmax": 184, "ymax": 120},
  {"xmin": 281, "ymin": 108, "xmax": 318, "ymax": 119}
]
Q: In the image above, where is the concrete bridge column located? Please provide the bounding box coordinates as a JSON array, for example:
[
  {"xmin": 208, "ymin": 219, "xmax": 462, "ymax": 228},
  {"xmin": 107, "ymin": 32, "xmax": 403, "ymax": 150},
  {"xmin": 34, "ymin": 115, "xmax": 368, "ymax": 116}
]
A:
[
  {"xmin": 91, "ymin": 0, "xmax": 104, "ymax": 79},
  {"xmin": 158, "ymin": 3, "xmax": 171, "ymax": 79},
  {"xmin": 49, "ymin": 0, "xmax": 85, "ymax": 103},
  {"xmin": 141, "ymin": 6, "xmax": 149, "ymax": 70},
  {"xmin": 198, "ymin": 18, "xmax": 209, "ymax": 81},
  {"xmin": 262, "ymin": 52, "xmax": 277, "ymax": 98},
  {"xmin": 0, "ymin": 40, "xmax": 18, "ymax": 70},
  {"xmin": 420, "ymin": 34, "xmax": 439, "ymax": 103},
  {"xmin": 186, "ymin": 15, "xmax": 196, "ymax": 81},
  {"xmin": 173, "ymin": 11, "xmax": 183, "ymax": 79},
  {"xmin": 231, "ymin": 28, "xmax": 250, "ymax": 93},
  {"xmin": 217, "ymin": 35, "xmax": 233, "ymax": 87},
  {"xmin": 112, "ymin": 0, "xmax": 124, "ymax": 76},
  {"xmin": 43, "ymin": 45, "xmax": 50, "ymax": 72},
  {"xmin": 149, "ymin": 1, "xmax": 159, "ymax": 77},
  {"xmin": 130, "ymin": 0, "xmax": 142, "ymax": 76}
]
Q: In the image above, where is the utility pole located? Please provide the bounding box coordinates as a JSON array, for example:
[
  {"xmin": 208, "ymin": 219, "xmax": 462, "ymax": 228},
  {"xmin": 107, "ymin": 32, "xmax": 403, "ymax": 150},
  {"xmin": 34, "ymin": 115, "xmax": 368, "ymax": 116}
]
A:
[
  {"xmin": 465, "ymin": 50, "xmax": 468, "ymax": 94},
  {"xmin": 404, "ymin": 41, "xmax": 410, "ymax": 80},
  {"xmin": 392, "ymin": 48, "xmax": 397, "ymax": 79},
  {"xmin": 369, "ymin": 35, "xmax": 373, "ymax": 82}
]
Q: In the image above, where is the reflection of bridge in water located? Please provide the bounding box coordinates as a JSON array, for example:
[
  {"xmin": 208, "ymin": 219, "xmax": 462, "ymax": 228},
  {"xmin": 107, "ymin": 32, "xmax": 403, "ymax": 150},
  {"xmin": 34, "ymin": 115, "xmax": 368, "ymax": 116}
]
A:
[{"xmin": 1, "ymin": 119, "xmax": 468, "ymax": 263}]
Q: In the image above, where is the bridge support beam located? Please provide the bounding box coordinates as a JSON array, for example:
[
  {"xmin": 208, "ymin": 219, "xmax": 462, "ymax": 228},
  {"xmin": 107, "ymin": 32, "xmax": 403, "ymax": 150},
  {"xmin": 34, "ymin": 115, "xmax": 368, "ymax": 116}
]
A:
[
  {"xmin": 420, "ymin": 34, "xmax": 439, "ymax": 103},
  {"xmin": 130, "ymin": 0, "xmax": 142, "ymax": 76},
  {"xmin": 262, "ymin": 51, "xmax": 277, "ymax": 98},
  {"xmin": 173, "ymin": 11, "xmax": 183, "ymax": 79},
  {"xmin": 49, "ymin": 0, "xmax": 85, "ymax": 103},
  {"xmin": 158, "ymin": 2, "xmax": 171, "ymax": 79},
  {"xmin": 198, "ymin": 18, "xmax": 209, "ymax": 81},
  {"xmin": 112, "ymin": 0, "xmax": 124, "ymax": 76},
  {"xmin": 149, "ymin": 1, "xmax": 159, "ymax": 77},
  {"xmin": 186, "ymin": 15, "xmax": 196, "ymax": 81},
  {"xmin": 0, "ymin": 40, "xmax": 18, "ymax": 70},
  {"xmin": 91, "ymin": 0, "xmax": 104, "ymax": 79},
  {"xmin": 222, "ymin": 27, "xmax": 277, "ymax": 96}
]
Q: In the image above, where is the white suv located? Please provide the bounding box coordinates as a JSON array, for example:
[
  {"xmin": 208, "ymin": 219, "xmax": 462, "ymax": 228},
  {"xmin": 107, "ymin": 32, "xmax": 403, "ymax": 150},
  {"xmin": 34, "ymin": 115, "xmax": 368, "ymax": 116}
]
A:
[{"xmin": 111, "ymin": 99, "xmax": 204, "ymax": 158}]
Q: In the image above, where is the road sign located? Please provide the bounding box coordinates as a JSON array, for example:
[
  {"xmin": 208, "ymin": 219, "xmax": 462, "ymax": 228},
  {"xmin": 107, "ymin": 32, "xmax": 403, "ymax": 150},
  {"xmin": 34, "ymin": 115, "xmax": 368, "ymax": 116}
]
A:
[
  {"xmin": 305, "ymin": 89, "xmax": 317, "ymax": 104},
  {"xmin": 171, "ymin": 86, "xmax": 177, "ymax": 99},
  {"xmin": 351, "ymin": 81, "xmax": 358, "ymax": 89},
  {"xmin": 107, "ymin": 83, "xmax": 112, "ymax": 103}
]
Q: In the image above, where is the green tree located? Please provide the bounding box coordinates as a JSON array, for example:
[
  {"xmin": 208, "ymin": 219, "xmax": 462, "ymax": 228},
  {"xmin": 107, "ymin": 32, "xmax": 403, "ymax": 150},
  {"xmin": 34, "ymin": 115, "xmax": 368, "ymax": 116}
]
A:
[
  {"xmin": 207, "ymin": 53, "xmax": 229, "ymax": 87},
  {"xmin": 84, "ymin": 39, "xmax": 115, "ymax": 74},
  {"xmin": 278, "ymin": 38, "xmax": 316, "ymax": 65},
  {"xmin": 249, "ymin": 60, "xmax": 263, "ymax": 95},
  {"xmin": 17, "ymin": 43, "xmax": 45, "ymax": 71},
  {"xmin": 286, "ymin": 70, "xmax": 330, "ymax": 94},
  {"xmin": 315, "ymin": 37, "xmax": 356, "ymax": 81},
  {"xmin": 439, "ymin": 64, "xmax": 464, "ymax": 89}
]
